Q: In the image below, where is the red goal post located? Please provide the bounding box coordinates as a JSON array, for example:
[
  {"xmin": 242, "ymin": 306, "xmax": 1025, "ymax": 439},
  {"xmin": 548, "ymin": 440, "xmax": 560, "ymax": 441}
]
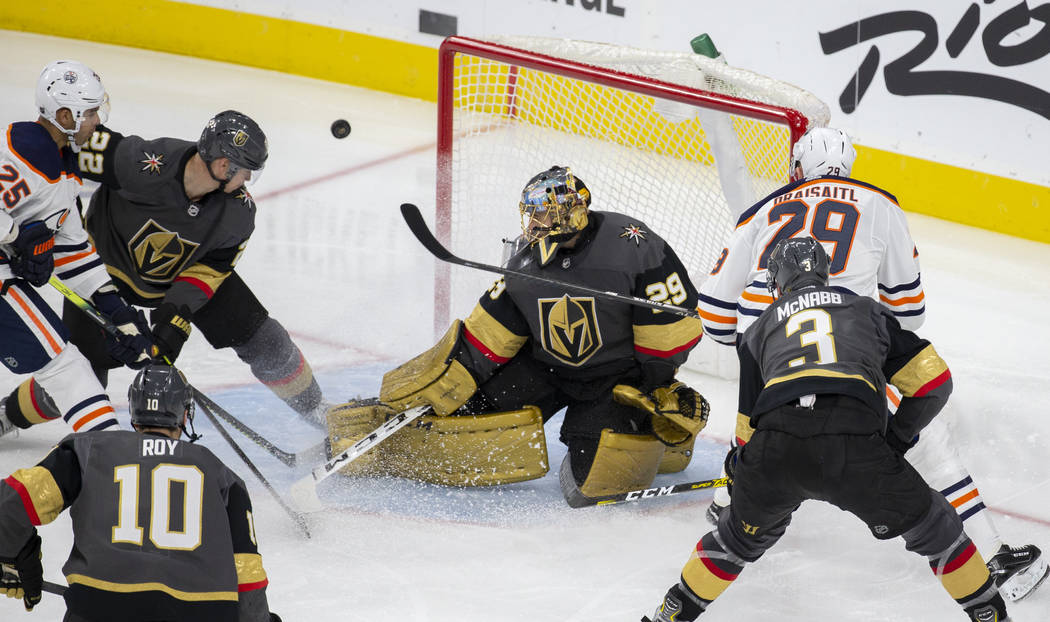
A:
[{"xmin": 434, "ymin": 35, "xmax": 829, "ymax": 349}]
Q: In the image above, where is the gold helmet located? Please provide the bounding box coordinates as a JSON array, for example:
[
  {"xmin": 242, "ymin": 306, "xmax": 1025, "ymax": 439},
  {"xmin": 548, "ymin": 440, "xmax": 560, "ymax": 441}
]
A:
[{"xmin": 518, "ymin": 166, "xmax": 591, "ymax": 244}]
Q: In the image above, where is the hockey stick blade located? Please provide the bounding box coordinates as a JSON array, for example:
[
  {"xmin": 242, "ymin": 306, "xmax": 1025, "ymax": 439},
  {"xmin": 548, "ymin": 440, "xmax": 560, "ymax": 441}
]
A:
[
  {"xmin": 195, "ymin": 396, "xmax": 312, "ymax": 538},
  {"xmin": 581, "ymin": 476, "xmax": 730, "ymax": 508},
  {"xmin": 289, "ymin": 405, "xmax": 429, "ymax": 512},
  {"xmin": 192, "ymin": 389, "xmax": 325, "ymax": 467},
  {"xmin": 399, "ymin": 203, "xmax": 700, "ymax": 319}
]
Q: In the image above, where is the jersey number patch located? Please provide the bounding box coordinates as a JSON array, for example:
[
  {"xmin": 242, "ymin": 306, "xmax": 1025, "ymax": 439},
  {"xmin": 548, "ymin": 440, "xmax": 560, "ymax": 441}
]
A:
[
  {"xmin": 0, "ymin": 165, "xmax": 32, "ymax": 209},
  {"xmin": 112, "ymin": 463, "xmax": 205, "ymax": 550},
  {"xmin": 785, "ymin": 308, "xmax": 837, "ymax": 367},
  {"xmin": 759, "ymin": 199, "xmax": 859, "ymax": 274}
]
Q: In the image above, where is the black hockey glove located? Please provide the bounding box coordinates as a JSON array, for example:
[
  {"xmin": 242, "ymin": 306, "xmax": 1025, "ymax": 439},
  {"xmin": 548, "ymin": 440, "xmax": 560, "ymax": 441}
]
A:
[
  {"xmin": 9, "ymin": 221, "xmax": 55, "ymax": 287},
  {"xmin": 150, "ymin": 302, "xmax": 192, "ymax": 362},
  {"xmin": 723, "ymin": 445, "xmax": 740, "ymax": 495},
  {"xmin": 0, "ymin": 533, "xmax": 43, "ymax": 611},
  {"xmin": 93, "ymin": 286, "xmax": 154, "ymax": 369}
]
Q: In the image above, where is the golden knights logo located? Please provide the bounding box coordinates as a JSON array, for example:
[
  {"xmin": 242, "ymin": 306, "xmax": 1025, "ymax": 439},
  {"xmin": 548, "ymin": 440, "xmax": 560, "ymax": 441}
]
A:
[
  {"xmin": 537, "ymin": 294, "xmax": 602, "ymax": 366},
  {"xmin": 128, "ymin": 219, "xmax": 199, "ymax": 283}
]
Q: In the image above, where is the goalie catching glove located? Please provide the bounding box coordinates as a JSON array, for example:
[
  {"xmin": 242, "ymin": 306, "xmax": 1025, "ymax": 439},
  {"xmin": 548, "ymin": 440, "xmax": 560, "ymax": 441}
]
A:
[{"xmin": 613, "ymin": 381, "xmax": 709, "ymax": 446}]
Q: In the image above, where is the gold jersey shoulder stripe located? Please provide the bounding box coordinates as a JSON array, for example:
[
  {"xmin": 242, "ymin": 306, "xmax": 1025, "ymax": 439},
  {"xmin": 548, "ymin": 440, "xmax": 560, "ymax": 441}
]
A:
[
  {"xmin": 234, "ymin": 553, "xmax": 268, "ymax": 585},
  {"xmin": 890, "ymin": 344, "xmax": 949, "ymax": 397},
  {"xmin": 633, "ymin": 316, "xmax": 703, "ymax": 353},
  {"xmin": 464, "ymin": 303, "xmax": 528, "ymax": 360},
  {"xmin": 11, "ymin": 467, "xmax": 64, "ymax": 525}
]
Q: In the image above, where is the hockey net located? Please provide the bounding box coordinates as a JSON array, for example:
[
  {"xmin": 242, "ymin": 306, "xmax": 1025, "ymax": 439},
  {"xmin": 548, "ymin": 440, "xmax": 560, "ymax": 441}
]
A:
[{"xmin": 435, "ymin": 36, "xmax": 830, "ymax": 365}]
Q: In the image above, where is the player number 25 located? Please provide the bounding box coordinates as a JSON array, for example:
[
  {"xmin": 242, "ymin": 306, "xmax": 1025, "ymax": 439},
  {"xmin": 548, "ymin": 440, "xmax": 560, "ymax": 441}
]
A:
[{"xmin": 112, "ymin": 463, "xmax": 205, "ymax": 551}]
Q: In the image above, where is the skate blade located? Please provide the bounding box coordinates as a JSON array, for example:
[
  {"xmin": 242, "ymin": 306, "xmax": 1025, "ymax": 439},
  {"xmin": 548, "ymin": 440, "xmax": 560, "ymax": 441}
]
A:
[{"xmin": 1001, "ymin": 555, "xmax": 1049, "ymax": 601}]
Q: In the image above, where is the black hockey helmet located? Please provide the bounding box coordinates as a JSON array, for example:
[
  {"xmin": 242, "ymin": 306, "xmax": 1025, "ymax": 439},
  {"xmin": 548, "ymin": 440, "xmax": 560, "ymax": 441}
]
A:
[
  {"xmin": 128, "ymin": 363, "xmax": 195, "ymax": 432},
  {"xmin": 766, "ymin": 236, "xmax": 830, "ymax": 295},
  {"xmin": 197, "ymin": 110, "xmax": 268, "ymax": 171}
]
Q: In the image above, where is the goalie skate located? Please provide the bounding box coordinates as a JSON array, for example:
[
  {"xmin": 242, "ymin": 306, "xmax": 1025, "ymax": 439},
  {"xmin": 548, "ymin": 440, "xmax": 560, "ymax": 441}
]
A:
[{"xmin": 987, "ymin": 543, "xmax": 1049, "ymax": 601}]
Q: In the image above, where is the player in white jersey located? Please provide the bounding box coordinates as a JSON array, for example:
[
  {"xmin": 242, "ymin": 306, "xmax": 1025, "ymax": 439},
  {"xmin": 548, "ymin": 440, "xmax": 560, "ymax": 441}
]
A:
[
  {"xmin": 0, "ymin": 61, "xmax": 152, "ymax": 438},
  {"xmin": 698, "ymin": 127, "xmax": 1046, "ymax": 601}
]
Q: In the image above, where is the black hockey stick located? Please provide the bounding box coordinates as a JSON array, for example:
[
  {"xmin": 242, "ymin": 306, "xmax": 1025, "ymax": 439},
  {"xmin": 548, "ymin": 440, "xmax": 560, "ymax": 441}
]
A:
[
  {"xmin": 580, "ymin": 476, "xmax": 730, "ymax": 508},
  {"xmin": 192, "ymin": 389, "xmax": 326, "ymax": 468},
  {"xmin": 194, "ymin": 395, "xmax": 311, "ymax": 538},
  {"xmin": 52, "ymin": 279, "xmax": 311, "ymax": 536},
  {"xmin": 43, "ymin": 580, "xmax": 66, "ymax": 596},
  {"xmin": 399, "ymin": 203, "xmax": 701, "ymax": 319}
]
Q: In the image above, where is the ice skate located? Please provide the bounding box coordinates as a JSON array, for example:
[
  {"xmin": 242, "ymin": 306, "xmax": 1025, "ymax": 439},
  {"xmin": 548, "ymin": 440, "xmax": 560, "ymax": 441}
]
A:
[{"xmin": 987, "ymin": 543, "xmax": 1049, "ymax": 601}]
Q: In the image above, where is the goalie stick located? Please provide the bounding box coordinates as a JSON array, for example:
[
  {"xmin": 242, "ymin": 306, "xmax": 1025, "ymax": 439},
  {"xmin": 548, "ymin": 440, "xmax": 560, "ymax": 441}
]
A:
[
  {"xmin": 399, "ymin": 203, "xmax": 701, "ymax": 319},
  {"xmin": 577, "ymin": 476, "xmax": 730, "ymax": 508},
  {"xmin": 289, "ymin": 405, "xmax": 429, "ymax": 512}
]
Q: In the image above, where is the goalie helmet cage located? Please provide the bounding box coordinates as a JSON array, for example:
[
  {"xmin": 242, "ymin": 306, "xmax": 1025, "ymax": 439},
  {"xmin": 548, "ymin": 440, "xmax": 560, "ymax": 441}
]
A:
[{"xmin": 434, "ymin": 35, "xmax": 830, "ymax": 340}]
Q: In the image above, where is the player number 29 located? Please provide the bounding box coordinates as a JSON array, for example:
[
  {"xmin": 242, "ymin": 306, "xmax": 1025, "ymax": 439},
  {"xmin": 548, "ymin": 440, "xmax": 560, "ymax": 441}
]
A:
[
  {"xmin": 646, "ymin": 272, "xmax": 687, "ymax": 307},
  {"xmin": 112, "ymin": 463, "xmax": 205, "ymax": 550}
]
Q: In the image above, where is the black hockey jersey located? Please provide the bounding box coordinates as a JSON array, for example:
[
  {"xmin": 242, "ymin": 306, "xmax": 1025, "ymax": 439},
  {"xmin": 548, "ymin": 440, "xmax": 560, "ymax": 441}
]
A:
[
  {"xmin": 0, "ymin": 431, "xmax": 269, "ymax": 621},
  {"xmin": 76, "ymin": 127, "xmax": 255, "ymax": 310},
  {"xmin": 459, "ymin": 211, "xmax": 703, "ymax": 390},
  {"xmin": 738, "ymin": 285, "xmax": 952, "ymax": 440}
]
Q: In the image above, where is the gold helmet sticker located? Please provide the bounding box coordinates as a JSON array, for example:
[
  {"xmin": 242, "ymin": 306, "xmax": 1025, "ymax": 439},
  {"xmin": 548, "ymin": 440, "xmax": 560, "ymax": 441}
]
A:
[
  {"xmin": 537, "ymin": 294, "xmax": 602, "ymax": 366},
  {"xmin": 232, "ymin": 129, "xmax": 248, "ymax": 147}
]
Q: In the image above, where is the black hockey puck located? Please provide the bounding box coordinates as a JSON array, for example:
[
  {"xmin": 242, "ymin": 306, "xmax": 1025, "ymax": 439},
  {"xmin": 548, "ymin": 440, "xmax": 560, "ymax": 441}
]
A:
[{"xmin": 330, "ymin": 119, "xmax": 351, "ymax": 139}]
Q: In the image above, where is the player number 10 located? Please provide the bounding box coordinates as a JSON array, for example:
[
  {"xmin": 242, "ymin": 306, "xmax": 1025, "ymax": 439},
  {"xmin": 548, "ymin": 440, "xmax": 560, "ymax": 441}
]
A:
[{"xmin": 112, "ymin": 464, "xmax": 205, "ymax": 550}]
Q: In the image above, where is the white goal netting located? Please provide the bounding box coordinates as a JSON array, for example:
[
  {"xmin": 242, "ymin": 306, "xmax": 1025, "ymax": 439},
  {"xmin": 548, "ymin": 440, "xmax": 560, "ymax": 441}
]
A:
[{"xmin": 437, "ymin": 36, "xmax": 830, "ymax": 373}]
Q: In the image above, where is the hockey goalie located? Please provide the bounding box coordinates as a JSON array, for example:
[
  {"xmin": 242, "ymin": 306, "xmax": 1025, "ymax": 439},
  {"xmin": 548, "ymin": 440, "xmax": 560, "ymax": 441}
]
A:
[{"xmin": 326, "ymin": 166, "xmax": 709, "ymax": 506}]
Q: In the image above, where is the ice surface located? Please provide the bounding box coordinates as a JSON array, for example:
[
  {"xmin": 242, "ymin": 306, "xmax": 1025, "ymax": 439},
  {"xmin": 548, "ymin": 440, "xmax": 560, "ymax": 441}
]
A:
[{"xmin": 0, "ymin": 31, "xmax": 1046, "ymax": 621}]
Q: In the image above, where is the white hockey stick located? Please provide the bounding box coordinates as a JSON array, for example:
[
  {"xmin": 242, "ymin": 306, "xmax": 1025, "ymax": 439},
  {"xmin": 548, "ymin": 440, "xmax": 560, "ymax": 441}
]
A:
[{"xmin": 289, "ymin": 405, "xmax": 429, "ymax": 512}]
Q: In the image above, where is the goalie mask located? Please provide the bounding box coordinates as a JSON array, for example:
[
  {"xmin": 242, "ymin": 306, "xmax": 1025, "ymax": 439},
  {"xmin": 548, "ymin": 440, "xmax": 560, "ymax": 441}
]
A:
[
  {"xmin": 518, "ymin": 166, "xmax": 591, "ymax": 266},
  {"xmin": 35, "ymin": 60, "xmax": 110, "ymax": 150},
  {"xmin": 198, "ymin": 110, "xmax": 268, "ymax": 186},
  {"xmin": 791, "ymin": 127, "xmax": 857, "ymax": 181},
  {"xmin": 766, "ymin": 236, "xmax": 829, "ymax": 297},
  {"xmin": 128, "ymin": 363, "xmax": 198, "ymax": 441}
]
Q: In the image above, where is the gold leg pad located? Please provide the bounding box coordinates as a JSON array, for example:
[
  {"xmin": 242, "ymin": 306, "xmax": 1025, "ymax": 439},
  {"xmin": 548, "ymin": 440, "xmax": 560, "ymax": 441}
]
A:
[
  {"xmin": 382, "ymin": 406, "xmax": 548, "ymax": 486},
  {"xmin": 578, "ymin": 429, "xmax": 665, "ymax": 498}
]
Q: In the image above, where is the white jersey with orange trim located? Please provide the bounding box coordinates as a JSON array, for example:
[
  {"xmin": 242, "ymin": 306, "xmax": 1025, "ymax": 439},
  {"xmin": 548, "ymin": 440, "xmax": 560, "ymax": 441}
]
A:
[
  {"xmin": 698, "ymin": 174, "xmax": 924, "ymax": 345},
  {"xmin": 0, "ymin": 122, "xmax": 110, "ymax": 298}
]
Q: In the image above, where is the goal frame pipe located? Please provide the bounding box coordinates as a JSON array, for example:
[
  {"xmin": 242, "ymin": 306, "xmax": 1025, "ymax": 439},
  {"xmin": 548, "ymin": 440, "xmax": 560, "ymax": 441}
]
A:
[{"xmin": 434, "ymin": 35, "xmax": 810, "ymax": 335}]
